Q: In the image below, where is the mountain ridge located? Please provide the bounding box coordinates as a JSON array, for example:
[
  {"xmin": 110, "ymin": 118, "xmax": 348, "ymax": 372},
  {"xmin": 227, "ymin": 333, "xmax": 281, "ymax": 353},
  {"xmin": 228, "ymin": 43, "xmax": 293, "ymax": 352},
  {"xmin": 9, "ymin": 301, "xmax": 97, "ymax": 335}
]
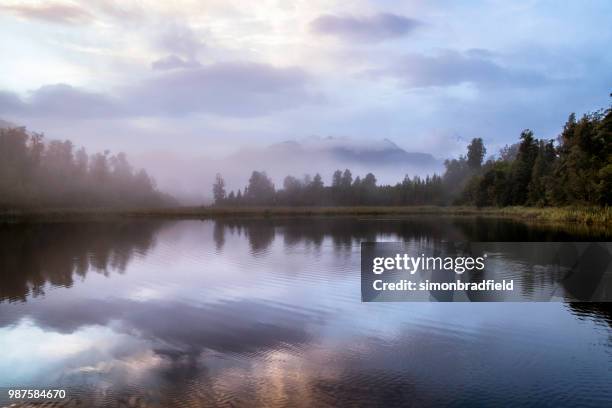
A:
[{"xmin": 233, "ymin": 136, "xmax": 439, "ymax": 168}]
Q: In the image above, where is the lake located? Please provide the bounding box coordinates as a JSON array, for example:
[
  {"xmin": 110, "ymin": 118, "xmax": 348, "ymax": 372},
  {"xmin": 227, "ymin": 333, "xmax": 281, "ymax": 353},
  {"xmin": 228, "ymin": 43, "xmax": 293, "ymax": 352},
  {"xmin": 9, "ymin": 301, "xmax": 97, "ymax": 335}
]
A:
[{"xmin": 0, "ymin": 217, "xmax": 611, "ymax": 407}]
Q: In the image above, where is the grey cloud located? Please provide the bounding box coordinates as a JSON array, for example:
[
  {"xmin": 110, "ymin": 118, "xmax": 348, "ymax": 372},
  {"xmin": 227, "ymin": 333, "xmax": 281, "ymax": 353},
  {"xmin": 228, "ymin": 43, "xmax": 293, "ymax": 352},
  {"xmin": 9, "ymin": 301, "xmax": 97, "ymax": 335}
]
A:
[
  {"xmin": 151, "ymin": 55, "xmax": 202, "ymax": 71},
  {"xmin": 310, "ymin": 13, "xmax": 420, "ymax": 42},
  {"xmin": 0, "ymin": 62, "xmax": 321, "ymax": 119},
  {"xmin": 157, "ymin": 23, "xmax": 205, "ymax": 59},
  {"xmin": 128, "ymin": 62, "xmax": 322, "ymax": 117},
  {"xmin": 0, "ymin": 84, "xmax": 121, "ymax": 118},
  {"xmin": 373, "ymin": 50, "xmax": 550, "ymax": 89},
  {"xmin": 0, "ymin": 3, "xmax": 92, "ymax": 25},
  {"xmin": 0, "ymin": 91, "xmax": 25, "ymax": 112}
]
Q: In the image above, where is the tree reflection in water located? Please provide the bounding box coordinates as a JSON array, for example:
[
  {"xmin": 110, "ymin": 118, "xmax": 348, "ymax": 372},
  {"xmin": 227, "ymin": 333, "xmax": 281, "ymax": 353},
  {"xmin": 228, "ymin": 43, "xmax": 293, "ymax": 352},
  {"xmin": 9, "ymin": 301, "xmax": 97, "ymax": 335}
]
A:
[
  {"xmin": 0, "ymin": 221, "xmax": 164, "ymax": 302},
  {"xmin": 0, "ymin": 217, "xmax": 610, "ymax": 407}
]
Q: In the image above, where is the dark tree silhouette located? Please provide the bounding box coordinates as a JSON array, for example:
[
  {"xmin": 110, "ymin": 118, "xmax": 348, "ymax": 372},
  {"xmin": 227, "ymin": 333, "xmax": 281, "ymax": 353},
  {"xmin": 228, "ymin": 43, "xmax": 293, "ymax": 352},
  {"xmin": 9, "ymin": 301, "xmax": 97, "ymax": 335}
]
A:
[
  {"xmin": 213, "ymin": 173, "xmax": 227, "ymax": 205},
  {"xmin": 0, "ymin": 127, "xmax": 173, "ymax": 209},
  {"xmin": 467, "ymin": 137, "xmax": 486, "ymax": 170},
  {"xmin": 213, "ymin": 98, "xmax": 611, "ymax": 208},
  {"xmin": 245, "ymin": 171, "xmax": 275, "ymax": 205}
]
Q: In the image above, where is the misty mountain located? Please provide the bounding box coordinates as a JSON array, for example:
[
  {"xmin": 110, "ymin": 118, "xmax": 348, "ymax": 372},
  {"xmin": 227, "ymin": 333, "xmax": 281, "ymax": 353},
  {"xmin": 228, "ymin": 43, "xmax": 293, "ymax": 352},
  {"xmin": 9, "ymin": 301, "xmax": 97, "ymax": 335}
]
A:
[
  {"xmin": 134, "ymin": 137, "xmax": 443, "ymax": 204},
  {"xmin": 0, "ymin": 121, "xmax": 444, "ymax": 204},
  {"xmin": 240, "ymin": 137, "xmax": 438, "ymax": 168}
]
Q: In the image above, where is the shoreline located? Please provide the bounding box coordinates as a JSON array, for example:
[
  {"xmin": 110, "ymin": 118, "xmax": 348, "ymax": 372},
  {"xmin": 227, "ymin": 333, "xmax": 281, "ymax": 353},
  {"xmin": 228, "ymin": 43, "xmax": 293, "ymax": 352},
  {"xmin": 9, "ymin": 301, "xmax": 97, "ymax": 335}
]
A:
[{"xmin": 0, "ymin": 206, "xmax": 610, "ymax": 227}]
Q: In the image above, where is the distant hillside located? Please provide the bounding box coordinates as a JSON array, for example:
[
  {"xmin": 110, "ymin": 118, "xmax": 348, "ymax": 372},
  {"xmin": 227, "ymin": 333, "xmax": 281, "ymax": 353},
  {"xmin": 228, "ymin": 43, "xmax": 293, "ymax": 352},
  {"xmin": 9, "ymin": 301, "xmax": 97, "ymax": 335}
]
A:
[
  {"xmin": 326, "ymin": 138, "xmax": 437, "ymax": 166},
  {"xmin": 242, "ymin": 137, "xmax": 439, "ymax": 168},
  {"xmin": 133, "ymin": 136, "xmax": 443, "ymax": 204},
  {"xmin": 251, "ymin": 137, "xmax": 439, "ymax": 167}
]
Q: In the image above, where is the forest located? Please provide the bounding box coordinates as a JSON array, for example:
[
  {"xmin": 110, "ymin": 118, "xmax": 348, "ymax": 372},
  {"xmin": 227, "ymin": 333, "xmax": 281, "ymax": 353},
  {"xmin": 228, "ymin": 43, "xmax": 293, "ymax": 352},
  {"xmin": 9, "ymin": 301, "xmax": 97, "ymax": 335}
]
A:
[
  {"xmin": 0, "ymin": 100, "xmax": 609, "ymax": 211},
  {"xmin": 214, "ymin": 101, "xmax": 611, "ymax": 208},
  {"xmin": 0, "ymin": 127, "xmax": 173, "ymax": 209}
]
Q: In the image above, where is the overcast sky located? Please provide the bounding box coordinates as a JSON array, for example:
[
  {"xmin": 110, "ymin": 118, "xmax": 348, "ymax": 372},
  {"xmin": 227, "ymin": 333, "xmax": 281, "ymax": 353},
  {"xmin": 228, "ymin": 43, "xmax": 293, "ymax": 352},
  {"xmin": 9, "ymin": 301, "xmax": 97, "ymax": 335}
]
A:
[{"xmin": 0, "ymin": 0, "xmax": 610, "ymax": 159}]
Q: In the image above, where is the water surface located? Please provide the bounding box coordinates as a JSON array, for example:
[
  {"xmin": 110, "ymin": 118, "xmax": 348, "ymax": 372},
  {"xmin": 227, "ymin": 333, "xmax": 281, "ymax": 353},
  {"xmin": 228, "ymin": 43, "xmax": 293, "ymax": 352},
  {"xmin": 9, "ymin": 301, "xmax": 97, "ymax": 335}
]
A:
[{"xmin": 0, "ymin": 217, "xmax": 611, "ymax": 407}]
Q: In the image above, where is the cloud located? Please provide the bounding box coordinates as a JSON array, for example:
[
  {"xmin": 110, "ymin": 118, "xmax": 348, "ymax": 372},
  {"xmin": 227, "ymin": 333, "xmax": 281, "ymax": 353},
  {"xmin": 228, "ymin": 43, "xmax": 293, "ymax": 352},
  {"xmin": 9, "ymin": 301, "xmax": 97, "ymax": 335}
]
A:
[
  {"xmin": 310, "ymin": 13, "xmax": 420, "ymax": 42},
  {"xmin": 0, "ymin": 84, "xmax": 121, "ymax": 118},
  {"xmin": 88, "ymin": 0, "xmax": 144, "ymax": 20},
  {"xmin": 0, "ymin": 2, "xmax": 92, "ymax": 25},
  {"xmin": 128, "ymin": 62, "xmax": 322, "ymax": 117},
  {"xmin": 371, "ymin": 50, "xmax": 550, "ymax": 89},
  {"xmin": 157, "ymin": 23, "xmax": 205, "ymax": 59},
  {"xmin": 151, "ymin": 55, "xmax": 202, "ymax": 71},
  {"xmin": 0, "ymin": 62, "xmax": 322, "ymax": 119},
  {"xmin": 0, "ymin": 91, "xmax": 25, "ymax": 112}
]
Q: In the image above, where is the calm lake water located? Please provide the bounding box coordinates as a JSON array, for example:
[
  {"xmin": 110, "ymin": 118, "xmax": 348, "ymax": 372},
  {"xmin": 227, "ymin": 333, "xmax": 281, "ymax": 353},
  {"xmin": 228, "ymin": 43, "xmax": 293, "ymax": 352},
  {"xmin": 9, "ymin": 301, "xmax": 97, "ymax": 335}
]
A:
[{"xmin": 0, "ymin": 217, "xmax": 611, "ymax": 407}]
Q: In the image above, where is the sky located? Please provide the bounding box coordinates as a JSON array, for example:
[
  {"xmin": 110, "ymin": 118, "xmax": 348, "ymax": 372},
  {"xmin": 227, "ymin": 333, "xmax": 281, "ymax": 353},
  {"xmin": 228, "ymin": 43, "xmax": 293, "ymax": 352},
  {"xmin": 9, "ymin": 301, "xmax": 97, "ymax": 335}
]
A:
[{"xmin": 0, "ymin": 0, "xmax": 611, "ymax": 161}]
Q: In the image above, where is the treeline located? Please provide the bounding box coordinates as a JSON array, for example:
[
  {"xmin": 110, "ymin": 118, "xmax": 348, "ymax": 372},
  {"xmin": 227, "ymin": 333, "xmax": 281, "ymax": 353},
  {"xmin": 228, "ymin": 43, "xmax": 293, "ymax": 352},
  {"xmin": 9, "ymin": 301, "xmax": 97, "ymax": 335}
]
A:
[
  {"xmin": 461, "ymin": 108, "xmax": 611, "ymax": 207},
  {"xmin": 213, "ymin": 170, "xmax": 446, "ymax": 207},
  {"xmin": 0, "ymin": 127, "xmax": 173, "ymax": 209},
  {"xmin": 213, "ymin": 101, "xmax": 611, "ymax": 208}
]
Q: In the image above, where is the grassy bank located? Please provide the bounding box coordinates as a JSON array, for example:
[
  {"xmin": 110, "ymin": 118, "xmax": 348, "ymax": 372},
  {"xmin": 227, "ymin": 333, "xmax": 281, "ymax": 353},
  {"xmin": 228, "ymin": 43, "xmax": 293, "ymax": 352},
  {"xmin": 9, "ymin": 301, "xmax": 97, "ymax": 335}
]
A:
[
  {"xmin": 0, "ymin": 205, "xmax": 610, "ymax": 227},
  {"xmin": 491, "ymin": 206, "xmax": 612, "ymax": 226}
]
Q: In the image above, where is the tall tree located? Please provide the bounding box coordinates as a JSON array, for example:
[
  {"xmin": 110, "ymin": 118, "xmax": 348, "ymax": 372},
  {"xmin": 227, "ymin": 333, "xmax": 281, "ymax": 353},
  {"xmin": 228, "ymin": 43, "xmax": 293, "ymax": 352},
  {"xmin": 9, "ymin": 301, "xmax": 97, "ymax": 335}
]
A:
[
  {"xmin": 341, "ymin": 169, "xmax": 353, "ymax": 188},
  {"xmin": 332, "ymin": 170, "xmax": 342, "ymax": 187},
  {"xmin": 510, "ymin": 130, "xmax": 538, "ymax": 204},
  {"xmin": 467, "ymin": 138, "xmax": 486, "ymax": 170},
  {"xmin": 527, "ymin": 140, "xmax": 555, "ymax": 205},
  {"xmin": 245, "ymin": 171, "xmax": 275, "ymax": 205},
  {"xmin": 213, "ymin": 173, "xmax": 227, "ymax": 205}
]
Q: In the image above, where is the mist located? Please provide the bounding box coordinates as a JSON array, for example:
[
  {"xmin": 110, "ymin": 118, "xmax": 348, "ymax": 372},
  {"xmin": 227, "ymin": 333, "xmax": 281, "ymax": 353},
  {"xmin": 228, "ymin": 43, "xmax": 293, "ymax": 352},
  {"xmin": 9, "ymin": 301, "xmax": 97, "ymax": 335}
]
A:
[
  {"xmin": 0, "ymin": 126, "xmax": 173, "ymax": 209},
  {"xmin": 131, "ymin": 137, "xmax": 444, "ymax": 204}
]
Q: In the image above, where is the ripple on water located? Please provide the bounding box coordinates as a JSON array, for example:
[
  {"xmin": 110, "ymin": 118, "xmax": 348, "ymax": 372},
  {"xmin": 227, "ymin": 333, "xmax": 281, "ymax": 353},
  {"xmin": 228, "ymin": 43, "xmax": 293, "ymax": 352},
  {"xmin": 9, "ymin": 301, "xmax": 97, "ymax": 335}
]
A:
[{"xmin": 0, "ymin": 219, "xmax": 611, "ymax": 407}]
